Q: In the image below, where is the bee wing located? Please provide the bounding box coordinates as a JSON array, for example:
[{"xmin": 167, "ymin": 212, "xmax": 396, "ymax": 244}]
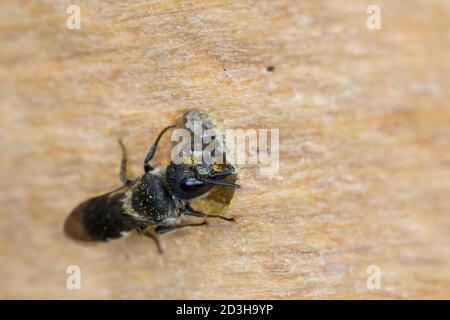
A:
[{"xmin": 64, "ymin": 186, "xmax": 133, "ymax": 242}]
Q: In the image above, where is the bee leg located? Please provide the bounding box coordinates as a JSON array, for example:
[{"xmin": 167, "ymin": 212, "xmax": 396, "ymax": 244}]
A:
[
  {"xmin": 143, "ymin": 125, "xmax": 176, "ymax": 173},
  {"xmin": 155, "ymin": 220, "xmax": 208, "ymax": 235},
  {"xmin": 141, "ymin": 227, "xmax": 163, "ymax": 254},
  {"xmin": 184, "ymin": 205, "xmax": 235, "ymax": 222},
  {"xmin": 118, "ymin": 139, "xmax": 131, "ymax": 185}
]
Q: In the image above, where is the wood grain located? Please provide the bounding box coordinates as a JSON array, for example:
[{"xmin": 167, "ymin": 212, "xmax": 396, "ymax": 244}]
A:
[{"xmin": 1, "ymin": 0, "xmax": 449, "ymax": 299}]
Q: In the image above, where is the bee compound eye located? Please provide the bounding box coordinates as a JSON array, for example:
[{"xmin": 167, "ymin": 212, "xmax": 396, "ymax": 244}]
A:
[{"xmin": 180, "ymin": 177, "xmax": 206, "ymax": 193}]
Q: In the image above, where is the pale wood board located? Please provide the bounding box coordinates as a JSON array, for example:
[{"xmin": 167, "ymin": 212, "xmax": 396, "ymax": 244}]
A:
[{"xmin": 0, "ymin": 0, "xmax": 449, "ymax": 299}]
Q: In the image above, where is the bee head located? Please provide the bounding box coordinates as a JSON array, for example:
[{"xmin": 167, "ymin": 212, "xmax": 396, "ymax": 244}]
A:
[{"xmin": 165, "ymin": 161, "xmax": 239, "ymax": 200}]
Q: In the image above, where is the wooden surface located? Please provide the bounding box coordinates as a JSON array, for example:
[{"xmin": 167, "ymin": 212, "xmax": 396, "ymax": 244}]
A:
[{"xmin": 1, "ymin": 0, "xmax": 449, "ymax": 299}]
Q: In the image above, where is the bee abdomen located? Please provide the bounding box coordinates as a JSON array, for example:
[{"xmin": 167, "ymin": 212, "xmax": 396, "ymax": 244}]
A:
[{"xmin": 65, "ymin": 192, "xmax": 137, "ymax": 242}]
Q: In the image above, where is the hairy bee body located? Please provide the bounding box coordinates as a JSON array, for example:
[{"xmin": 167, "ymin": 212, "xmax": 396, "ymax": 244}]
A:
[
  {"xmin": 65, "ymin": 166, "xmax": 182, "ymax": 242},
  {"xmin": 64, "ymin": 113, "xmax": 239, "ymax": 253}
]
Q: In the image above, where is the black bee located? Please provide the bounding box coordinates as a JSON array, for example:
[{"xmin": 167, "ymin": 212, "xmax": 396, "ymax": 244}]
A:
[{"xmin": 64, "ymin": 125, "xmax": 240, "ymax": 253}]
